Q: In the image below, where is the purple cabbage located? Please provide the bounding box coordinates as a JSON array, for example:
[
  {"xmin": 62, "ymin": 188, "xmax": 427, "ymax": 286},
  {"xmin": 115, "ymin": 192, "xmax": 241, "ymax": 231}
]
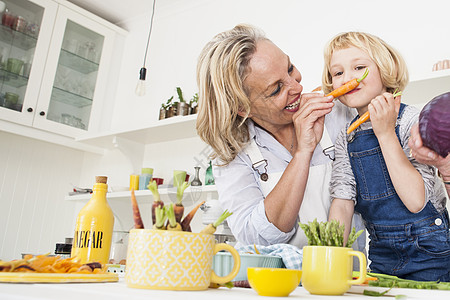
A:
[{"xmin": 418, "ymin": 92, "xmax": 450, "ymax": 157}]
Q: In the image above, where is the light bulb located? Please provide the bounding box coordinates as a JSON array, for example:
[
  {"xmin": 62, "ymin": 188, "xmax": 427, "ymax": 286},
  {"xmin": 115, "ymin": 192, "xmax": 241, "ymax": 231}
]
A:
[{"xmin": 135, "ymin": 67, "xmax": 147, "ymax": 96}]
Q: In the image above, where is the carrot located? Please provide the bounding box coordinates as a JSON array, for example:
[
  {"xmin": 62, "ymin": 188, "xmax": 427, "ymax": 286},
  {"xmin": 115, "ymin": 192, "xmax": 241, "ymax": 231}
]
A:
[
  {"xmin": 130, "ymin": 189, "xmax": 144, "ymax": 229},
  {"xmin": 326, "ymin": 68, "xmax": 369, "ymax": 98},
  {"xmin": 174, "ymin": 181, "xmax": 190, "ymax": 223},
  {"xmin": 200, "ymin": 209, "xmax": 233, "ymax": 234},
  {"xmin": 152, "ymin": 206, "xmax": 167, "ymax": 230},
  {"xmin": 148, "ymin": 180, "xmax": 164, "ymax": 226},
  {"xmin": 166, "ymin": 204, "xmax": 182, "ymax": 231},
  {"xmin": 346, "ymin": 89, "xmax": 403, "ymax": 134},
  {"xmin": 180, "ymin": 200, "xmax": 205, "ymax": 232}
]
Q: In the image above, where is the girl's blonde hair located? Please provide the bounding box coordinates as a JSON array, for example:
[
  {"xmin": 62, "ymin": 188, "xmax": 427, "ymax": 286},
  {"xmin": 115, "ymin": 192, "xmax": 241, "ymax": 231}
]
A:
[
  {"xmin": 322, "ymin": 32, "xmax": 409, "ymax": 95},
  {"xmin": 196, "ymin": 24, "xmax": 268, "ymax": 165}
]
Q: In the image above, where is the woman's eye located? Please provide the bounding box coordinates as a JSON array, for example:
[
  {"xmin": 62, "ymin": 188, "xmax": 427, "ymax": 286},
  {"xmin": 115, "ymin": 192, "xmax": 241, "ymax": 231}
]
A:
[
  {"xmin": 288, "ymin": 64, "xmax": 294, "ymax": 73},
  {"xmin": 270, "ymin": 83, "xmax": 281, "ymax": 97}
]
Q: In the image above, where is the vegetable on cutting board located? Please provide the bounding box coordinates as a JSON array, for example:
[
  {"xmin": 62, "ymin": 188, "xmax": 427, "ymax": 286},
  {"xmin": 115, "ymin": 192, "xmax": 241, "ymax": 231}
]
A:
[
  {"xmin": 366, "ymin": 272, "xmax": 450, "ymax": 290},
  {"xmin": 130, "ymin": 189, "xmax": 144, "ymax": 229},
  {"xmin": 418, "ymin": 91, "xmax": 450, "ymax": 157},
  {"xmin": 347, "ymin": 89, "xmax": 403, "ymax": 134},
  {"xmin": 200, "ymin": 209, "xmax": 233, "ymax": 234},
  {"xmin": 326, "ymin": 68, "xmax": 369, "ymax": 98}
]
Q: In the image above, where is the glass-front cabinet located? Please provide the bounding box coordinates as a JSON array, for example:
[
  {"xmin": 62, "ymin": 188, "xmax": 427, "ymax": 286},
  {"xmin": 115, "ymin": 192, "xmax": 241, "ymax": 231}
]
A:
[{"xmin": 0, "ymin": 0, "xmax": 121, "ymax": 138}]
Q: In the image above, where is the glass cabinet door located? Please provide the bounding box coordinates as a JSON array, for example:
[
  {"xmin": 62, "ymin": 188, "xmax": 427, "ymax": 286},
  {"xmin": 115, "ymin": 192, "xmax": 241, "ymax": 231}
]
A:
[
  {"xmin": 0, "ymin": 0, "xmax": 43, "ymax": 113},
  {"xmin": 46, "ymin": 20, "xmax": 104, "ymax": 131}
]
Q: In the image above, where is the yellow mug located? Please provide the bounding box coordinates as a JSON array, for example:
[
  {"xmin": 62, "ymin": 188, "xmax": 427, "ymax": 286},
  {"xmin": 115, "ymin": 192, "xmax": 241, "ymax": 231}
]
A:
[
  {"xmin": 126, "ymin": 229, "xmax": 241, "ymax": 290},
  {"xmin": 301, "ymin": 246, "xmax": 366, "ymax": 295}
]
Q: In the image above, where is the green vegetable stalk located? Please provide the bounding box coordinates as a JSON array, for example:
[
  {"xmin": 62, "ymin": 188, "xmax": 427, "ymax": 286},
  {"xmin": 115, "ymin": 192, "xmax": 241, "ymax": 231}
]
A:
[{"xmin": 299, "ymin": 218, "xmax": 363, "ymax": 247}]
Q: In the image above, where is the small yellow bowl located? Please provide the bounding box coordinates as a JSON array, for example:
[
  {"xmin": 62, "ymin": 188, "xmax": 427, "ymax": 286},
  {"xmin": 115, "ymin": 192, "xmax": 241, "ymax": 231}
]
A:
[{"xmin": 247, "ymin": 267, "xmax": 302, "ymax": 297}]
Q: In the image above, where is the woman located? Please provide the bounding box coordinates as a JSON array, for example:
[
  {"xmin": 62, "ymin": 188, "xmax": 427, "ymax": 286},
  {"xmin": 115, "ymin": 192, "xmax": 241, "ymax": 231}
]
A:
[{"xmin": 196, "ymin": 24, "xmax": 361, "ymax": 249}]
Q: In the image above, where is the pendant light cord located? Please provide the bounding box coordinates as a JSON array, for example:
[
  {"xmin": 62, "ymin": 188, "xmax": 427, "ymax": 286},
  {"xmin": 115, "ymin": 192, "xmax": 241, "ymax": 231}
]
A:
[{"xmin": 142, "ymin": 0, "xmax": 157, "ymax": 67}]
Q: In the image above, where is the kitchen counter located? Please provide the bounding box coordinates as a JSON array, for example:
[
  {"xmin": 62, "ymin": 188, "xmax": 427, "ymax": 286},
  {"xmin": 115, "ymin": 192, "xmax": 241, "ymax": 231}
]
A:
[{"xmin": 0, "ymin": 278, "xmax": 448, "ymax": 300}]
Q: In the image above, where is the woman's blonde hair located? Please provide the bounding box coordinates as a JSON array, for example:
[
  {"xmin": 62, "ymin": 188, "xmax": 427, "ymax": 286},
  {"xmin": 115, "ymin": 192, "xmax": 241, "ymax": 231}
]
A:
[
  {"xmin": 196, "ymin": 24, "xmax": 268, "ymax": 165},
  {"xmin": 322, "ymin": 32, "xmax": 409, "ymax": 95}
]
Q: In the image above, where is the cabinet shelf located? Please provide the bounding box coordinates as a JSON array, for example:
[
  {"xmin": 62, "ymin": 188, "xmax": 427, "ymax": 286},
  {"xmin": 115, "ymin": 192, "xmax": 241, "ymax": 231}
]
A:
[
  {"xmin": 0, "ymin": 24, "xmax": 38, "ymax": 50},
  {"xmin": 65, "ymin": 184, "xmax": 218, "ymax": 202},
  {"xmin": 0, "ymin": 69, "xmax": 29, "ymax": 88},
  {"xmin": 59, "ymin": 49, "xmax": 99, "ymax": 74},
  {"xmin": 76, "ymin": 69, "xmax": 450, "ymax": 149},
  {"xmin": 76, "ymin": 113, "xmax": 198, "ymax": 148},
  {"xmin": 51, "ymin": 86, "xmax": 93, "ymax": 108}
]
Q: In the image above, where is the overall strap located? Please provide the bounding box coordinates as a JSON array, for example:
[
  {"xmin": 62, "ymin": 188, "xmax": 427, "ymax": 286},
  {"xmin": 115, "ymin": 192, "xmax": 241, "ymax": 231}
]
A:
[{"xmin": 244, "ymin": 139, "xmax": 269, "ymax": 181}]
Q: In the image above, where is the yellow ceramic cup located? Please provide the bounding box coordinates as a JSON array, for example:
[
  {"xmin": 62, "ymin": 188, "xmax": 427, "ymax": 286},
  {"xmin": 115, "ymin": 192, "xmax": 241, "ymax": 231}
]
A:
[
  {"xmin": 125, "ymin": 229, "xmax": 241, "ymax": 290},
  {"xmin": 301, "ymin": 246, "xmax": 366, "ymax": 295}
]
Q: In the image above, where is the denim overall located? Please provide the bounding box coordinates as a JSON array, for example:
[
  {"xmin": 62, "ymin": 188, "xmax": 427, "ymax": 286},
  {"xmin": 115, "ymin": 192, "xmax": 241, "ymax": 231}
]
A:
[{"xmin": 348, "ymin": 104, "xmax": 450, "ymax": 281}]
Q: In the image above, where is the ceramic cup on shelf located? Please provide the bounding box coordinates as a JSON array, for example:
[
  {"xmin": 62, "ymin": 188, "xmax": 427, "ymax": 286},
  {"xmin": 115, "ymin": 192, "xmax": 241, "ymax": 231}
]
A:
[
  {"xmin": 6, "ymin": 58, "xmax": 24, "ymax": 74},
  {"xmin": 301, "ymin": 246, "xmax": 367, "ymax": 295},
  {"xmin": 125, "ymin": 229, "xmax": 241, "ymax": 290}
]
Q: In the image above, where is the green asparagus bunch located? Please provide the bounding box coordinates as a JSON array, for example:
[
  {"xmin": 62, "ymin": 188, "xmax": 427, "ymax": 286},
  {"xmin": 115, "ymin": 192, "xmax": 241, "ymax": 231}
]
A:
[{"xmin": 298, "ymin": 218, "xmax": 363, "ymax": 247}]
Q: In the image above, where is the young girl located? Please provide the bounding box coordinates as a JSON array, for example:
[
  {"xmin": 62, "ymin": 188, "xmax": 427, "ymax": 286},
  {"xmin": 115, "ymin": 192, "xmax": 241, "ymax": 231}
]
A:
[{"xmin": 324, "ymin": 32, "xmax": 449, "ymax": 281}]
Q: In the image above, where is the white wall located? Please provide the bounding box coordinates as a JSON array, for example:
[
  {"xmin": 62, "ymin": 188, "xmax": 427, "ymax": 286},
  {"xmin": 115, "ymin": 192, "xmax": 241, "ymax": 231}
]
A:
[
  {"xmin": 110, "ymin": 0, "xmax": 450, "ymax": 131},
  {"xmin": 1, "ymin": 0, "xmax": 449, "ymax": 260}
]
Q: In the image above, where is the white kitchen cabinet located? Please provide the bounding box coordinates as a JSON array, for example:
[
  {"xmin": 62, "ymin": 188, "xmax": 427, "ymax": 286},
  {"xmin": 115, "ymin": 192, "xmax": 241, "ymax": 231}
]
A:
[{"xmin": 0, "ymin": 0, "xmax": 125, "ymax": 139}]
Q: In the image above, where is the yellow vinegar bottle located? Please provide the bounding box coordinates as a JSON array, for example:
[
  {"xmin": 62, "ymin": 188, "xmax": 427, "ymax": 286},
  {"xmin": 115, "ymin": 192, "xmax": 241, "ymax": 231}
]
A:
[{"xmin": 71, "ymin": 176, "xmax": 114, "ymax": 264}]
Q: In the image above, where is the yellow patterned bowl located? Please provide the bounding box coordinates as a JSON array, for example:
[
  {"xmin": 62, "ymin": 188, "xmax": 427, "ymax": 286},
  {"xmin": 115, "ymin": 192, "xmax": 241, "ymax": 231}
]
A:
[
  {"xmin": 247, "ymin": 267, "xmax": 302, "ymax": 297},
  {"xmin": 125, "ymin": 229, "xmax": 240, "ymax": 290}
]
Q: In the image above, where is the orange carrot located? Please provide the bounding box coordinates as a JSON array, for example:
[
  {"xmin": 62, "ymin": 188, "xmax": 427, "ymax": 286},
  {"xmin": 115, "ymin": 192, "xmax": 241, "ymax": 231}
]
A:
[
  {"xmin": 346, "ymin": 89, "xmax": 402, "ymax": 134},
  {"xmin": 180, "ymin": 200, "xmax": 205, "ymax": 232},
  {"xmin": 130, "ymin": 189, "xmax": 144, "ymax": 229},
  {"xmin": 326, "ymin": 68, "xmax": 369, "ymax": 98}
]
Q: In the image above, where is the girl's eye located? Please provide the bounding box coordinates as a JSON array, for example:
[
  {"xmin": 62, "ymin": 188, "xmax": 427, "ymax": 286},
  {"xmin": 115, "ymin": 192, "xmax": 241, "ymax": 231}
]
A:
[
  {"xmin": 356, "ymin": 66, "xmax": 366, "ymax": 70},
  {"xmin": 270, "ymin": 83, "xmax": 282, "ymax": 97},
  {"xmin": 288, "ymin": 64, "xmax": 294, "ymax": 73},
  {"xmin": 333, "ymin": 71, "xmax": 343, "ymax": 77}
]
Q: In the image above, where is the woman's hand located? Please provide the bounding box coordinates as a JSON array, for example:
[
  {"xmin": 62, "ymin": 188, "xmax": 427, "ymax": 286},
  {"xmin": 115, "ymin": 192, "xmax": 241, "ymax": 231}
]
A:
[
  {"xmin": 409, "ymin": 123, "xmax": 450, "ymax": 176},
  {"xmin": 292, "ymin": 93, "xmax": 334, "ymax": 155},
  {"xmin": 370, "ymin": 92, "xmax": 401, "ymax": 140}
]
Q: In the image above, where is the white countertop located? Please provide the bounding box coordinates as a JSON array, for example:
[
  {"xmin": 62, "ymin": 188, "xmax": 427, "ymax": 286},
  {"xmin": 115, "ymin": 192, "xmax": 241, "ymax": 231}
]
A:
[{"xmin": 0, "ymin": 278, "xmax": 448, "ymax": 300}]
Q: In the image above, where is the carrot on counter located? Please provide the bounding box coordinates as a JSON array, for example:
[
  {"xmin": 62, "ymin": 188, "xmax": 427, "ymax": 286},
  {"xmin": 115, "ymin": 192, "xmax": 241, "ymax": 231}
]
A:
[
  {"xmin": 130, "ymin": 189, "xmax": 144, "ymax": 229},
  {"xmin": 152, "ymin": 206, "xmax": 167, "ymax": 230},
  {"xmin": 326, "ymin": 68, "xmax": 369, "ymax": 98},
  {"xmin": 174, "ymin": 181, "xmax": 190, "ymax": 223},
  {"xmin": 346, "ymin": 89, "xmax": 402, "ymax": 134},
  {"xmin": 148, "ymin": 180, "xmax": 164, "ymax": 226},
  {"xmin": 180, "ymin": 200, "xmax": 205, "ymax": 232},
  {"xmin": 200, "ymin": 209, "xmax": 233, "ymax": 234},
  {"xmin": 166, "ymin": 204, "xmax": 182, "ymax": 231}
]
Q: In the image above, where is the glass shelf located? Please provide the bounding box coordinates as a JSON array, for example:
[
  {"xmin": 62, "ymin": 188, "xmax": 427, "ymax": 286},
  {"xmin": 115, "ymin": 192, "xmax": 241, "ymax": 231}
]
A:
[
  {"xmin": 0, "ymin": 69, "xmax": 29, "ymax": 88},
  {"xmin": 59, "ymin": 49, "xmax": 99, "ymax": 74},
  {"xmin": 51, "ymin": 86, "xmax": 93, "ymax": 108},
  {"xmin": 0, "ymin": 24, "xmax": 38, "ymax": 51}
]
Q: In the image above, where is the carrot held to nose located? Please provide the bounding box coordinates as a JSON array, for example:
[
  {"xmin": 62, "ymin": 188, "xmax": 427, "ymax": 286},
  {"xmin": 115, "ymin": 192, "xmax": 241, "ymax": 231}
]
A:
[
  {"xmin": 326, "ymin": 68, "xmax": 369, "ymax": 98},
  {"xmin": 346, "ymin": 89, "xmax": 403, "ymax": 134}
]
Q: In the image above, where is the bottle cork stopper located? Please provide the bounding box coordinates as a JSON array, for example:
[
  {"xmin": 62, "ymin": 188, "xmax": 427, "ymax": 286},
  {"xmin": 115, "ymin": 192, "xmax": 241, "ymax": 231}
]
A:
[{"xmin": 95, "ymin": 176, "xmax": 108, "ymax": 184}]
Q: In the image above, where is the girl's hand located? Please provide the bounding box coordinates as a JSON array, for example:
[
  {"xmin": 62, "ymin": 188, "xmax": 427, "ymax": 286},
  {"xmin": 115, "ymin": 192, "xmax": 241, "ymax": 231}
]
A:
[
  {"xmin": 292, "ymin": 93, "xmax": 334, "ymax": 155},
  {"xmin": 369, "ymin": 92, "xmax": 401, "ymax": 140}
]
